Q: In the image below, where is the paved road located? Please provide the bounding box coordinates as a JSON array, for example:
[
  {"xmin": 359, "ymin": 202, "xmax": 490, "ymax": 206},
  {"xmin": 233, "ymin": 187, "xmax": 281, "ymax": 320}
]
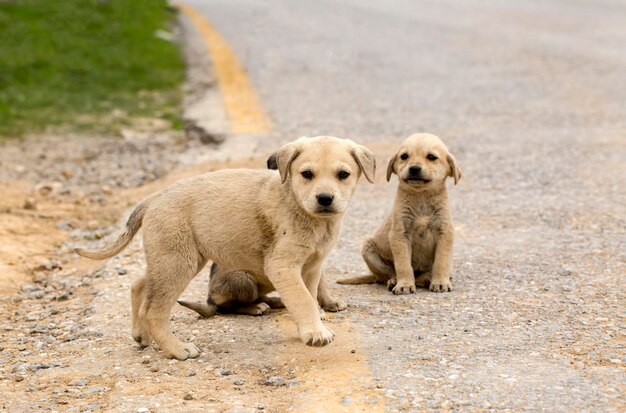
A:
[{"xmin": 178, "ymin": 0, "xmax": 626, "ymax": 411}]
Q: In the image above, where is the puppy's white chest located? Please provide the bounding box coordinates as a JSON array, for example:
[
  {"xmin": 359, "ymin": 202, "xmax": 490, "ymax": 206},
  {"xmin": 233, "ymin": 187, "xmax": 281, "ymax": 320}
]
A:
[{"xmin": 412, "ymin": 215, "xmax": 432, "ymax": 235}]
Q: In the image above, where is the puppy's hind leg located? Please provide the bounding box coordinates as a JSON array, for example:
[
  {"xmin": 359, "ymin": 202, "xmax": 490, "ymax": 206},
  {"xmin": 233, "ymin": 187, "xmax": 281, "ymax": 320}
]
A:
[
  {"xmin": 142, "ymin": 253, "xmax": 202, "ymax": 361},
  {"xmin": 259, "ymin": 295, "xmax": 285, "ymax": 309},
  {"xmin": 363, "ymin": 239, "xmax": 395, "ymax": 277},
  {"xmin": 131, "ymin": 277, "xmax": 151, "ymax": 347},
  {"xmin": 232, "ymin": 302, "xmax": 271, "ymax": 316},
  {"xmin": 317, "ymin": 273, "xmax": 347, "ymax": 312},
  {"xmin": 337, "ymin": 240, "xmax": 393, "ymax": 285}
]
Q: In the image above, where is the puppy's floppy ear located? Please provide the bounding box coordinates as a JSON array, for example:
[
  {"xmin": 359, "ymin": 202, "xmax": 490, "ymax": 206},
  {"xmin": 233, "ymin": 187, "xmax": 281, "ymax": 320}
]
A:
[
  {"xmin": 350, "ymin": 144, "xmax": 376, "ymax": 183},
  {"xmin": 266, "ymin": 153, "xmax": 278, "ymax": 170},
  {"xmin": 386, "ymin": 153, "xmax": 397, "ymax": 182},
  {"xmin": 447, "ymin": 152, "xmax": 462, "ymax": 185},
  {"xmin": 273, "ymin": 141, "xmax": 301, "ymax": 183}
]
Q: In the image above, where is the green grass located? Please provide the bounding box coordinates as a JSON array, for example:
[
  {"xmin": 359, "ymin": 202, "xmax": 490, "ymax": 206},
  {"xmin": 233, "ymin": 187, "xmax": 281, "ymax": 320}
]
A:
[{"xmin": 0, "ymin": 0, "xmax": 184, "ymax": 138}]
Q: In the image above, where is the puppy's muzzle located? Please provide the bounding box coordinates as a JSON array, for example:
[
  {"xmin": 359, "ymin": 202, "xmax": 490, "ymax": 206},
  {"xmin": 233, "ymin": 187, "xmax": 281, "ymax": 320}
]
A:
[
  {"xmin": 317, "ymin": 193, "xmax": 334, "ymax": 207},
  {"xmin": 405, "ymin": 165, "xmax": 430, "ymax": 183},
  {"xmin": 315, "ymin": 193, "xmax": 337, "ymax": 214},
  {"xmin": 408, "ymin": 165, "xmax": 421, "ymax": 177}
]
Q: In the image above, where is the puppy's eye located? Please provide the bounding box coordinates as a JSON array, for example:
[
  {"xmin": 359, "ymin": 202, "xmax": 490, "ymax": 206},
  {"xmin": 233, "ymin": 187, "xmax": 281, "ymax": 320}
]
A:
[
  {"xmin": 301, "ymin": 170, "xmax": 314, "ymax": 180},
  {"xmin": 400, "ymin": 153, "xmax": 409, "ymax": 160},
  {"xmin": 426, "ymin": 154, "xmax": 438, "ymax": 161},
  {"xmin": 337, "ymin": 171, "xmax": 350, "ymax": 180}
]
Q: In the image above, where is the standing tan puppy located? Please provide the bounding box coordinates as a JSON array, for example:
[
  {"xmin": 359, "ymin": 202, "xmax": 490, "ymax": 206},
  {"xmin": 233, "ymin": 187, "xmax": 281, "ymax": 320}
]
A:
[
  {"xmin": 75, "ymin": 136, "xmax": 375, "ymax": 360},
  {"xmin": 338, "ymin": 133, "xmax": 461, "ymax": 294},
  {"xmin": 178, "ymin": 153, "xmax": 347, "ymax": 318}
]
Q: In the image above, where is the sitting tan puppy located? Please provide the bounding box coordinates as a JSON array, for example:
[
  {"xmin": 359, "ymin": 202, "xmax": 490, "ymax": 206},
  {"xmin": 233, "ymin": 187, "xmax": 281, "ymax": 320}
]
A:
[
  {"xmin": 338, "ymin": 133, "xmax": 461, "ymax": 294},
  {"xmin": 75, "ymin": 136, "xmax": 375, "ymax": 360},
  {"xmin": 178, "ymin": 262, "xmax": 342, "ymax": 317},
  {"xmin": 178, "ymin": 263, "xmax": 284, "ymax": 318}
]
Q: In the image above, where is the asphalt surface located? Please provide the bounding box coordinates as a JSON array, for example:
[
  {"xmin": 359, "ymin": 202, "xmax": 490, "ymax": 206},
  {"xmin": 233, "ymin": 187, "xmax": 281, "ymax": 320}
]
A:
[{"xmin": 180, "ymin": 0, "xmax": 626, "ymax": 411}]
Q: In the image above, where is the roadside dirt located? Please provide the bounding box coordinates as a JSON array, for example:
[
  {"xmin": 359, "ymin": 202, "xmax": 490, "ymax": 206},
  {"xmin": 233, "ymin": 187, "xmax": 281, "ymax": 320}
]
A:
[
  {"xmin": 0, "ymin": 181, "xmax": 64, "ymax": 292},
  {"xmin": 0, "ymin": 181, "xmax": 116, "ymax": 294}
]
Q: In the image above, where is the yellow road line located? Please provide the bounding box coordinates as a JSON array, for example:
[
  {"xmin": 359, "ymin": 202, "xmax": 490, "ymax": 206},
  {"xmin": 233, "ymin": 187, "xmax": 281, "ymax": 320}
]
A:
[{"xmin": 176, "ymin": 3, "xmax": 271, "ymax": 134}]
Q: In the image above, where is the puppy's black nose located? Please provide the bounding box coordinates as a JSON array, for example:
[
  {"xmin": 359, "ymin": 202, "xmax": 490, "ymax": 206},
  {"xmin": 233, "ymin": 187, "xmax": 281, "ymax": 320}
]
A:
[
  {"xmin": 317, "ymin": 194, "xmax": 334, "ymax": 207},
  {"xmin": 409, "ymin": 165, "xmax": 422, "ymax": 176}
]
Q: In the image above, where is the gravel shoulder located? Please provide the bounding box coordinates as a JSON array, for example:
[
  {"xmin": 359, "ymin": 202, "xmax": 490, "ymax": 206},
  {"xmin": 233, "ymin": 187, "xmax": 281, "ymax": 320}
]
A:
[{"xmin": 1, "ymin": 134, "xmax": 622, "ymax": 412}]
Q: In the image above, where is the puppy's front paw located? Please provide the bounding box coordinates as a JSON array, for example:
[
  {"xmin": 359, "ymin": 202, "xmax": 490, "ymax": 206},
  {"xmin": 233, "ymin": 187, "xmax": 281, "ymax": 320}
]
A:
[
  {"xmin": 392, "ymin": 281, "xmax": 416, "ymax": 295},
  {"xmin": 386, "ymin": 277, "xmax": 397, "ymax": 291},
  {"xmin": 300, "ymin": 324, "xmax": 335, "ymax": 347},
  {"xmin": 249, "ymin": 302, "xmax": 271, "ymax": 315},
  {"xmin": 182, "ymin": 342, "xmax": 200, "ymax": 358},
  {"xmin": 429, "ymin": 279, "xmax": 452, "ymax": 293},
  {"xmin": 164, "ymin": 342, "xmax": 200, "ymax": 360},
  {"xmin": 322, "ymin": 298, "xmax": 347, "ymax": 312}
]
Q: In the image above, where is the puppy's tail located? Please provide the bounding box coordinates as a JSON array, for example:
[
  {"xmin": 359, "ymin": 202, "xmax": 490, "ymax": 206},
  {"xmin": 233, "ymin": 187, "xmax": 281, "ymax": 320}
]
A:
[
  {"xmin": 336, "ymin": 274, "xmax": 380, "ymax": 285},
  {"xmin": 178, "ymin": 300, "xmax": 218, "ymax": 318},
  {"xmin": 74, "ymin": 202, "xmax": 148, "ymax": 260}
]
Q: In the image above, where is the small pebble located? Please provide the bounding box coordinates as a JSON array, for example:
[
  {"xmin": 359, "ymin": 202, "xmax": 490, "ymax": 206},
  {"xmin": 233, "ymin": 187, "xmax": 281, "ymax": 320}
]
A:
[
  {"xmin": 183, "ymin": 392, "xmax": 194, "ymax": 400},
  {"xmin": 23, "ymin": 198, "xmax": 37, "ymax": 210},
  {"xmin": 263, "ymin": 376, "xmax": 286, "ymax": 387},
  {"xmin": 234, "ymin": 379, "xmax": 244, "ymax": 386}
]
